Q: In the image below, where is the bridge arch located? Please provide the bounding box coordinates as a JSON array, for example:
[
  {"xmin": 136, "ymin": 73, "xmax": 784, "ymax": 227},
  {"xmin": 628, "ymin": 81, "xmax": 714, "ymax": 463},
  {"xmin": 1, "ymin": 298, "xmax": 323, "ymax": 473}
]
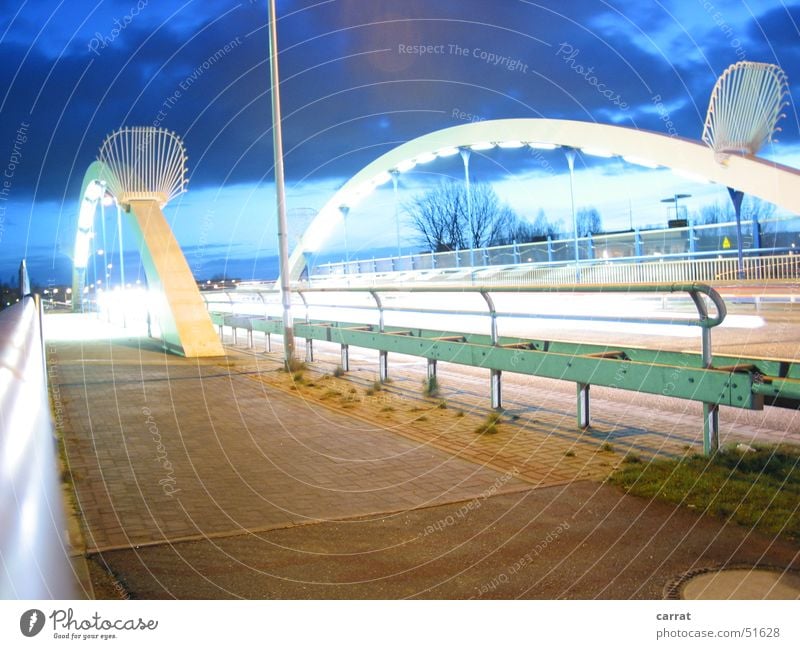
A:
[{"xmin": 289, "ymin": 117, "xmax": 800, "ymax": 280}]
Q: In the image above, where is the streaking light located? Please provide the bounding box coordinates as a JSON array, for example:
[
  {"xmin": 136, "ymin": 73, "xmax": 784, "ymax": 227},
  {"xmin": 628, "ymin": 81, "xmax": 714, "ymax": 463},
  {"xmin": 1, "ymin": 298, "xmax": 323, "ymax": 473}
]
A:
[
  {"xmin": 469, "ymin": 142, "xmax": 495, "ymax": 151},
  {"xmin": 435, "ymin": 147, "xmax": 460, "ymax": 157},
  {"xmin": 414, "ymin": 152, "xmax": 437, "ymax": 164},
  {"xmin": 622, "ymin": 155, "xmax": 659, "ymax": 169},
  {"xmin": 580, "ymin": 147, "xmax": 614, "ymax": 158},
  {"xmin": 497, "ymin": 140, "xmax": 524, "ymax": 149},
  {"xmin": 396, "ymin": 159, "xmax": 416, "ymax": 173}
]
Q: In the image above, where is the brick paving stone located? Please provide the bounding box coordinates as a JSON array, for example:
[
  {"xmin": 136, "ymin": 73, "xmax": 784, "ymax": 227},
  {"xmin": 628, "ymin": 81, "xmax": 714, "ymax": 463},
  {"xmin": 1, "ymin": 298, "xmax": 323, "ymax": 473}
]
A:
[{"xmin": 51, "ymin": 338, "xmax": 531, "ymax": 552}]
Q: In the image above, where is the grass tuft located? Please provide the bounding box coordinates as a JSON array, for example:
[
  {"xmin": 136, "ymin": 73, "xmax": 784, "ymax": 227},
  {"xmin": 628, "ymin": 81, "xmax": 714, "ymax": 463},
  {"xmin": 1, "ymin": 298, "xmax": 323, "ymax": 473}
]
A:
[
  {"xmin": 608, "ymin": 444, "xmax": 800, "ymax": 542},
  {"xmin": 423, "ymin": 376, "xmax": 440, "ymax": 398},
  {"xmin": 475, "ymin": 411, "xmax": 502, "ymax": 435}
]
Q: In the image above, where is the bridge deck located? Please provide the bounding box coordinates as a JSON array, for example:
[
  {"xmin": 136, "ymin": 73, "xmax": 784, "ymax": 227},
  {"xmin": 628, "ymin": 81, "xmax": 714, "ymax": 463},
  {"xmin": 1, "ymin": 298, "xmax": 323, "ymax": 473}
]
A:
[{"xmin": 48, "ymin": 318, "xmax": 800, "ymax": 598}]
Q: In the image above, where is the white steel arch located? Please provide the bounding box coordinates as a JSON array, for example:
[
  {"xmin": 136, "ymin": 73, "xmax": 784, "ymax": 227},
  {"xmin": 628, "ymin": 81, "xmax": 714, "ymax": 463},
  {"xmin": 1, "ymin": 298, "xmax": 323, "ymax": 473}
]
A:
[
  {"xmin": 72, "ymin": 127, "xmax": 223, "ymax": 358},
  {"xmin": 288, "ymin": 117, "xmax": 800, "ymax": 280}
]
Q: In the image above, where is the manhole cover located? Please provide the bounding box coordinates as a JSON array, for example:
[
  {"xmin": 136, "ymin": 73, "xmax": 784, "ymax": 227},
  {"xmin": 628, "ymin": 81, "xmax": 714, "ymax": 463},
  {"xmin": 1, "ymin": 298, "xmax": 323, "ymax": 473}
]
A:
[{"xmin": 679, "ymin": 568, "xmax": 800, "ymax": 600}]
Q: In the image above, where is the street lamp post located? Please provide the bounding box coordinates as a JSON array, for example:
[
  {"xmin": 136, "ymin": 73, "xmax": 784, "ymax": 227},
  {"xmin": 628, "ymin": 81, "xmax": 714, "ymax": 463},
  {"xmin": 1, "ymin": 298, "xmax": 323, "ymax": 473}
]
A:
[
  {"xmin": 339, "ymin": 205, "xmax": 350, "ymax": 268},
  {"xmin": 459, "ymin": 147, "xmax": 475, "ymax": 267},
  {"xmin": 564, "ymin": 148, "xmax": 580, "ymax": 282},
  {"xmin": 391, "ymin": 170, "xmax": 401, "ymax": 258},
  {"xmin": 267, "ymin": 0, "xmax": 295, "ymax": 367},
  {"xmin": 728, "ymin": 188, "xmax": 746, "ymax": 279}
]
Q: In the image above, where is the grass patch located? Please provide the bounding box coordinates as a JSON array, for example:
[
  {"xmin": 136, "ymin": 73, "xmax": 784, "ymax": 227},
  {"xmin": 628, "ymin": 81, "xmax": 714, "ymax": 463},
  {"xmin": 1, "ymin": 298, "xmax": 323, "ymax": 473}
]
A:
[
  {"xmin": 608, "ymin": 444, "xmax": 800, "ymax": 542},
  {"xmin": 437, "ymin": 400, "xmax": 448, "ymax": 410},
  {"xmin": 365, "ymin": 381, "xmax": 383, "ymax": 396},
  {"xmin": 291, "ymin": 372, "xmax": 306, "ymax": 385},
  {"xmin": 564, "ymin": 450, "xmax": 576, "ymax": 458},
  {"xmin": 475, "ymin": 411, "xmax": 502, "ymax": 435},
  {"xmin": 600, "ymin": 442, "xmax": 614, "ymax": 453},
  {"xmin": 423, "ymin": 376, "xmax": 440, "ymax": 398},
  {"xmin": 285, "ymin": 358, "xmax": 307, "ymax": 373},
  {"xmin": 380, "ymin": 405, "xmax": 395, "ymax": 413},
  {"xmin": 455, "ymin": 410, "xmax": 464, "ymax": 418},
  {"xmin": 332, "ymin": 365, "xmax": 346, "ymax": 378}
]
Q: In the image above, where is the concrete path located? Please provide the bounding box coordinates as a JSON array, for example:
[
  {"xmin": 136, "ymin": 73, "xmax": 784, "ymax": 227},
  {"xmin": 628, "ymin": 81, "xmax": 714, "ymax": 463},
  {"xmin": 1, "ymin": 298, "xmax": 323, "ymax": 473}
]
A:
[{"xmin": 47, "ymin": 318, "xmax": 799, "ymax": 599}]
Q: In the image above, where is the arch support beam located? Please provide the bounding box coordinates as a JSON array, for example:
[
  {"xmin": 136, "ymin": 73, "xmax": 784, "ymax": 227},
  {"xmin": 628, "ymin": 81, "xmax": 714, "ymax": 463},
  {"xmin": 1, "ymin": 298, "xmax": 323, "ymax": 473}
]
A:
[{"xmin": 127, "ymin": 200, "xmax": 224, "ymax": 357}]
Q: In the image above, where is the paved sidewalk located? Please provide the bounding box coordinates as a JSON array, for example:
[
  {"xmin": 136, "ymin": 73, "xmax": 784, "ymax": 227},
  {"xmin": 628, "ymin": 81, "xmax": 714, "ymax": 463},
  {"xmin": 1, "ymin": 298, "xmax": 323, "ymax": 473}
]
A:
[
  {"xmin": 51, "ymin": 336, "xmax": 529, "ymax": 553},
  {"xmin": 47, "ymin": 319, "xmax": 799, "ymax": 599}
]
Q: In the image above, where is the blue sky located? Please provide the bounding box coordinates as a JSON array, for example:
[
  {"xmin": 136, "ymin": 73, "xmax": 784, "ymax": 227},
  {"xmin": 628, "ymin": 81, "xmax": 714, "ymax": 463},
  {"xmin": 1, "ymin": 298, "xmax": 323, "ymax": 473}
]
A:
[{"xmin": 0, "ymin": 0, "xmax": 798, "ymax": 282}]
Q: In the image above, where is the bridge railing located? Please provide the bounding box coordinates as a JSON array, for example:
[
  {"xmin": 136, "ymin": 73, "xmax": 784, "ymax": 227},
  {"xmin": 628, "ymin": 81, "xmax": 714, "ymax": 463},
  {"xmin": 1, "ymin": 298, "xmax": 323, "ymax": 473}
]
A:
[
  {"xmin": 311, "ymin": 216, "xmax": 800, "ymax": 279},
  {"xmin": 0, "ymin": 262, "xmax": 76, "ymax": 598},
  {"xmin": 203, "ymin": 282, "xmax": 746, "ymax": 454}
]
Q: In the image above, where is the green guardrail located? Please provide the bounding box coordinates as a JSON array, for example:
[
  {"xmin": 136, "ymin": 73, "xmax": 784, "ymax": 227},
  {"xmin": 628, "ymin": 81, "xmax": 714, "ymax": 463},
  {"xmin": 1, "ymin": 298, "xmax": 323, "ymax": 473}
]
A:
[{"xmin": 205, "ymin": 283, "xmax": 799, "ymax": 455}]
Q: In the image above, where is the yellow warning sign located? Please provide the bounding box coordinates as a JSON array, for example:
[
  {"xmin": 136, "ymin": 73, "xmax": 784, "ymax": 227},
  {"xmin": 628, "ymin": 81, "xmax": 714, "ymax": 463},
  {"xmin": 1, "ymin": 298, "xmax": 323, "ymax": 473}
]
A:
[{"xmin": 722, "ymin": 236, "xmax": 731, "ymax": 249}]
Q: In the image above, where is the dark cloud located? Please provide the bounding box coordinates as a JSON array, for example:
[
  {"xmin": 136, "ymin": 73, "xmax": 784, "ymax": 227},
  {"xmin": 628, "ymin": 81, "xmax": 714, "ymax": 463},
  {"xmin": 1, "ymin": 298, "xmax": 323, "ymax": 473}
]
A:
[{"xmin": 0, "ymin": 0, "xmax": 796, "ymax": 275}]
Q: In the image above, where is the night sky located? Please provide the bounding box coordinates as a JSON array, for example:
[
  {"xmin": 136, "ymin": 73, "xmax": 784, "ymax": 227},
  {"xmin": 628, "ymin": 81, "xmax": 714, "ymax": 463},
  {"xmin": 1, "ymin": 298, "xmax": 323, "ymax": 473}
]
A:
[{"xmin": 0, "ymin": 0, "xmax": 798, "ymax": 283}]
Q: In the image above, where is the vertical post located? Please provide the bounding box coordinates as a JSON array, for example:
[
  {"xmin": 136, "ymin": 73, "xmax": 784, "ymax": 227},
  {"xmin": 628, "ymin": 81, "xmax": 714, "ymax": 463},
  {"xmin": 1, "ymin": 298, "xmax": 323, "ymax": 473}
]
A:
[
  {"xmin": 703, "ymin": 404, "xmax": 719, "ymax": 455},
  {"xmin": 305, "ymin": 338, "xmax": 314, "ymax": 363},
  {"xmin": 752, "ymin": 213, "xmax": 761, "ymax": 251},
  {"xmin": 691, "ymin": 289, "xmax": 719, "ymax": 455},
  {"xmin": 340, "ymin": 205, "xmax": 350, "ymax": 265},
  {"xmin": 115, "ymin": 201, "xmax": 126, "ymax": 328},
  {"xmin": 491, "ymin": 370, "xmax": 502, "ymax": 410},
  {"xmin": 391, "ymin": 169, "xmax": 401, "ymax": 258},
  {"xmin": 268, "ymin": 0, "xmax": 295, "ymax": 369},
  {"xmin": 577, "ymin": 383, "xmax": 590, "ymax": 429},
  {"xmin": 459, "ymin": 147, "xmax": 475, "ymax": 267},
  {"xmin": 341, "ymin": 344, "xmax": 349, "ymax": 372},
  {"xmin": 513, "ymin": 240, "xmax": 520, "ymax": 265},
  {"xmin": 634, "ymin": 228, "xmax": 643, "ymax": 259},
  {"xmin": 427, "ymin": 358, "xmax": 437, "ymax": 380},
  {"xmin": 688, "ymin": 220, "xmax": 696, "ymax": 254},
  {"xmin": 265, "ymin": 332, "xmax": 272, "ymax": 353},
  {"xmin": 565, "ymin": 148, "xmax": 580, "ymax": 282},
  {"xmin": 379, "ymin": 350, "xmax": 388, "ymax": 383},
  {"xmin": 728, "ymin": 187, "xmax": 745, "ymax": 280},
  {"xmin": 547, "ymin": 236, "xmax": 553, "ymax": 263}
]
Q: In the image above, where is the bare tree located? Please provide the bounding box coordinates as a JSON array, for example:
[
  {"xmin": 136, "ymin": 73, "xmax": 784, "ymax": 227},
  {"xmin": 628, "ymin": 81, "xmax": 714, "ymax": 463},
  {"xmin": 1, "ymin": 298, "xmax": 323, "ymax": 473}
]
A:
[
  {"xmin": 692, "ymin": 197, "xmax": 776, "ymax": 225},
  {"xmin": 575, "ymin": 207, "xmax": 603, "ymax": 236},
  {"xmin": 405, "ymin": 180, "xmax": 517, "ymax": 251}
]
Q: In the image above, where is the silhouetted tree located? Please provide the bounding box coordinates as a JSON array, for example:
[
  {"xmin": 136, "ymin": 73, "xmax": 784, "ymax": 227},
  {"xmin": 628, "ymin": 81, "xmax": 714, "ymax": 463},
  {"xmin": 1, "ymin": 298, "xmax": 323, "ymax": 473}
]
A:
[
  {"xmin": 405, "ymin": 180, "xmax": 518, "ymax": 252},
  {"xmin": 575, "ymin": 207, "xmax": 603, "ymax": 236}
]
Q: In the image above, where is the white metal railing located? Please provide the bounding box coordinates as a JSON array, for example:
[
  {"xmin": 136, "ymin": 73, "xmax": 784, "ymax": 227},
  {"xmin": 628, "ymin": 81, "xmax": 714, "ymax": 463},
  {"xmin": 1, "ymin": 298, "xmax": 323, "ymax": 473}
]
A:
[
  {"xmin": 303, "ymin": 253, "xmax": 800, "ymax": 289},
  {"xmin": 311, "ymin": 216, "xmax": 800, "ymax": 279}
]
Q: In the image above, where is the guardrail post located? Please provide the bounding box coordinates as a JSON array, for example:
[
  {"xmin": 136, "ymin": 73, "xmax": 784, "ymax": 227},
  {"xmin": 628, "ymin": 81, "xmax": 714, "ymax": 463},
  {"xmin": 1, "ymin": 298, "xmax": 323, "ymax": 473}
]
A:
[
  {"xmin": 341, "ymin": 344, "xmax": 350, "ymax": 372},
  {"xmin": 305, "ymin": 338, "xmax": 314, "ymax": 363},
  {"xmin": 547, "ymin": 237, "xmax": 553, "ymax": 263},
  {"xmin": 427, "ymin": 358, "xmax": 437, "ymax": 380},
  {"xmin": 703, "ymin": 404, "xmax": 719, "ymax": 455},
  {"xmin": 480, "ymin": 290, "xmax": 501, "ymax": 408},
  {"xmin": 370, "ymin": 290, "xmax": 388, "ymax": 382},
  {"xmin": 690, "ymin": 287, "xmax": 722, "ymax": 454},
  {"xmin": 379, "ymin": 351, "xmax": 388, "ymax": 382},
  {"xmin": 491, "ymin": 370, "xmax": 502, "ymax": 409},
  {"xmin": 634, "ymin": 228, "xmax": 643, "ymax": 259},
  {"xmin": 577, "ymin": 382, "xmax": 590, "ymax": 429},
  {"xmin": 248, "ymin": 325, "xmax": 253, "ymax": 349},
  {"xmin": 265, "ymin": 332, "xmax": 272, "ymax": 352}
]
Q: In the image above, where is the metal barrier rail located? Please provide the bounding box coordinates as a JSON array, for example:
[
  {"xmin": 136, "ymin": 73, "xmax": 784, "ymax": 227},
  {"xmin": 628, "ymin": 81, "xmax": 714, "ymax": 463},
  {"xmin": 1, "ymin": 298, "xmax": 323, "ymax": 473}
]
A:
[
  {"xmin": 307, "ymin": 253, "xmax": 800, "ymax": 288},
  {"xmin": 0, "ymin": 290, "xmax": 75, "ymax": 598},
  {"xmin": 311, "ymin": 215, "xmax": 800, "ymax": 277},
  {"xmin": 201, "ymin": 281, "xmax": 800, "ymax": 455}
]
